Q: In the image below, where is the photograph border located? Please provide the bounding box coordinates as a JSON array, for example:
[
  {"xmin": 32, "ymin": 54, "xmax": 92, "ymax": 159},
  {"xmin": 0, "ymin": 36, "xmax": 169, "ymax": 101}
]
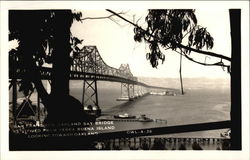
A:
[{"xmin": 1, "ymin": 1, "xmax": 249, "ymax": 160}]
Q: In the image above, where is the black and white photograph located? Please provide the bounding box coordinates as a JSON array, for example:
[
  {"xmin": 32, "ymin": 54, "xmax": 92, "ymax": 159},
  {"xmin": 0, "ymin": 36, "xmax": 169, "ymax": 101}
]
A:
[{"xmin": 1, "ymin": 1, "xmax": 249, "ymax": 160}]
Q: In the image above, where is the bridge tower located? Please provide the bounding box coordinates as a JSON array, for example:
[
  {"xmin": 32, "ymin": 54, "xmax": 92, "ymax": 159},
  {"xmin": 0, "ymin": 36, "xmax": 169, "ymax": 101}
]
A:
[
  {"xmin": 73, "ymin": 46, "xmax": 102, "ymax": 116},
  {"xmin": 116, "ymin": 64, "xmax": 135, "ymax": 101},
  {"xmin": 82, "ymin": 78, "xmax": 99, "ymax": 111}
]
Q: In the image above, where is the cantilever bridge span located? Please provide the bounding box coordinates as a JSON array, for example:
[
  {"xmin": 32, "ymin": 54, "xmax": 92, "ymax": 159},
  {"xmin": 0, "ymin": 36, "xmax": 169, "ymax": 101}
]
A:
[
  {"xmin": 9, "ymin": 46, "xmax": 173, "ymax": 122},
  {"xmin": 70, "ymin": 46, "xmax": 171, "ymax": 89},
  {"xmin": 10, "ymin": 46, "xmax": 169, "ymax": 89}
]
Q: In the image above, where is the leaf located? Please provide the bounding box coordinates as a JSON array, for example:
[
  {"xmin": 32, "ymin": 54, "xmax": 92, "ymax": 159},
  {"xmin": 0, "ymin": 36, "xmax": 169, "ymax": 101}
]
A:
[{"xmin": 188, "ymin": 11, "xmax": 197, "ymax": 24}]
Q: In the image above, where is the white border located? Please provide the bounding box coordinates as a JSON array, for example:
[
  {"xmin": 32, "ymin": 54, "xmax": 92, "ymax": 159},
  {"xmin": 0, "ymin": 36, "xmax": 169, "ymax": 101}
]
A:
[{"xmin": 1, "ymin": 1, "xmax": 249, "ymax": 160}]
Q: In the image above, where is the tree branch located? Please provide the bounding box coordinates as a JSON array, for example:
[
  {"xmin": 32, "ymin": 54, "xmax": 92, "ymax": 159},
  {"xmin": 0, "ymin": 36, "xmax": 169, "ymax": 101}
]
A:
[
  {"xmin": 184, "ymin": 53, "xmax": 230, "ymax": 68},
  {"xmin": 178, "ymin": 43, "xmax": 231, "ymax": 61},
  {"xmin": 106, "ymin": 9, "xmax": 231, "ymax": 62},
  {"xmin": 81, "ymin": 11, "xmax": 125, "ymax": 21},
  {"xmin": 175, "ymin": 48, "xmax": 230, "ymax": 69}
]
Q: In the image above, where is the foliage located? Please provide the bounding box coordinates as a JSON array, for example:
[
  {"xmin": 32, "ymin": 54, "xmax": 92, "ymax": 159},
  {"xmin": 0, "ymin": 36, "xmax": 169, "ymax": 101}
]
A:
[
  {"xmin": 134, "ymin": 9, "xmax": 214, "ymax": 68},
  {"xmin": 9, "ymin": 10, "xmax": 83, "ymax": 96}
]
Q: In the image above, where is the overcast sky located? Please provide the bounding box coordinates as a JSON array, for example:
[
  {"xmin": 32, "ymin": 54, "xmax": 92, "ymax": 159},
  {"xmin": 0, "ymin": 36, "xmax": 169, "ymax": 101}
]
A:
[{"xmin": 71, "ymin": 9, "xmax": 231, "ymax": 79}]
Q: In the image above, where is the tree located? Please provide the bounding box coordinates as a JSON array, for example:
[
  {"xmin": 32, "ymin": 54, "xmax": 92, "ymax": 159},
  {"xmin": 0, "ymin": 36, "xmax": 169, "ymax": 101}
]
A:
[
  {"xmin": 131, "ymin": 9, "xmax": 231, "ymax": 63},
  {"xmin": 9, "ymin": 10, "xmax": 94, "ymax": 123},
  {"xmin": 133, "ymin": 10, "xmax": 227, "ymax": 95},
  {"xmin": 107, "ymin": 9, "xmax": 231, "ymax": 95}
]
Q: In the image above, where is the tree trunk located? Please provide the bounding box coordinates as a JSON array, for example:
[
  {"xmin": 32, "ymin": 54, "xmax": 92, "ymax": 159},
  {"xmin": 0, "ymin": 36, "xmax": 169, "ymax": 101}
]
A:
[
  {"xmin": 44, "ymin": 11, "xmax": 95, "ymax": 123},
  {"xmin": 179, "ymin": 53, "xmax": 184, "ymax": 95},
  {"xmin": 50, "ymin": 11, "xmax": 72, "ymax": 96},
  {"xmin": 229, "ymin": 9, "xmax": 241, "ymax": 150},
  {"xmin": 44, "ymin": 11, "xmax": 78, "ymax": 122}
]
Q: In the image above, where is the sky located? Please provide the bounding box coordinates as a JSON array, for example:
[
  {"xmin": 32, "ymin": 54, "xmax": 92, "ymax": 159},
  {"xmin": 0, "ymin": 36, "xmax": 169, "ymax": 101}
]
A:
[
  {"xmin": 7, "ymin": 9, "xmax": 232, "ymax": 79},
  {"xmin": 71, "ymin": 9, "xmax": 232, "ymax": 79}
]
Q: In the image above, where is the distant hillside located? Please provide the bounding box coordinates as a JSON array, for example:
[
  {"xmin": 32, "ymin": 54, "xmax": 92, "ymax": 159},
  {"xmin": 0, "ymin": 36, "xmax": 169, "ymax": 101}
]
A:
[
  {"xmin": 69, "ymin": 77, "xmax": 230, "ymax": 91},
  {"xmin": 137, "ymin": 77, "xmax": 230, "ymax": 90}
]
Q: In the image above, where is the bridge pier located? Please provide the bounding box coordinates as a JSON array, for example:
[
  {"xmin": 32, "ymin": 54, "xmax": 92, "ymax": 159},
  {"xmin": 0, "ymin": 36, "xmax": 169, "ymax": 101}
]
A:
[
  {"xmin": 117, "ymin": 83, "xmax": 135, "ymax": 101},
  {"xmin": 140, "ymin": 86, "xmax": 147, "ymax": 96},
  {"xmin": 117, "ymin": 84, "xmax": 152, "ymax": 101},
  {"xmin": 134, "ymin": 85, "xmax": 148, "ymax": 98},
  {"xmin": 129, "ymin": 84, "xmax": 135, "ymax": 100},
  {"xmin": 134, "ymin": 85, "xmax": 139, "ymax": 98},
  {"xmin": 138, "ymin": 85, "xmax": 143, "ymax": 97}
]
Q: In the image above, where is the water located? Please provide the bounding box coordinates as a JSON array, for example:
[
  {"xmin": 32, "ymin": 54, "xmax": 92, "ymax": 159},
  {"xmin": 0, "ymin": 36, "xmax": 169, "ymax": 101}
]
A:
[
  {"xmin": 69, "ymin": 79, "xmax": 230, "ymax": 138},
  {"xmin": 9, "ymin": 78, "xmax": 231, "ymax": 149},
  {"xmin": 10, "ymin": 79, "xmax": 230, "ymax": 137}
]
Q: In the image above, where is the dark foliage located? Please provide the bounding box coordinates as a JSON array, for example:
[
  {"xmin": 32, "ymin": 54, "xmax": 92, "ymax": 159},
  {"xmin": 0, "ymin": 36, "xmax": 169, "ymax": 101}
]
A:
[
  {"xmin": 9, "ymin": 10, "xmax": 83, "ymax": 96},
  {"xmin": 9, "ymin": 10, "xmax": 92, "ymax": 123},
  {"xmin": 134, "ymin": 9, "xmax": 214, "ymax": 68}
]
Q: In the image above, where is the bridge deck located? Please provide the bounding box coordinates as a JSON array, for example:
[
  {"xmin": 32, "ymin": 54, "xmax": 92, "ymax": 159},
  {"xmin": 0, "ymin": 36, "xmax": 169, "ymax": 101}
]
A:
[{"xmin": 9, "ymin": 67, "xmax": 176, "ymax": 91}]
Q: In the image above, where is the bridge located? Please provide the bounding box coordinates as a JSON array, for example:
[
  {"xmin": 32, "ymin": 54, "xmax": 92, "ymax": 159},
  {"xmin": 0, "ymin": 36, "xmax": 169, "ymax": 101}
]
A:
[{"xmin": 9, "ymin": 45, "xmax": 175, "ymax": 123}]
